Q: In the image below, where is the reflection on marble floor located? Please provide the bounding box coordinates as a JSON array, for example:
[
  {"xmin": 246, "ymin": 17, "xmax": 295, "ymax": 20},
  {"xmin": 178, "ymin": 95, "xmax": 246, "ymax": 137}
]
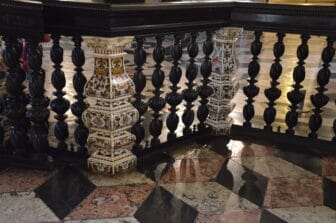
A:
[
  {"xmin": 39, "ymin": 31, "xmax": 336, "ymax": 150},
  {"xmin": 1, "ymin": 136, "xmax": 336, "ymax": 222}
]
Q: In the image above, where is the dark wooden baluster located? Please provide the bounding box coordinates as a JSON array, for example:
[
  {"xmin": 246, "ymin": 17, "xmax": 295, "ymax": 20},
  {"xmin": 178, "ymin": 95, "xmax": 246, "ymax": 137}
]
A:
[
  {"xmin": 71, "ymin": 36, "xmax": 88, "ymax": 154},
  {"xmin": 50, "ymin": 35, "xmax": 70, "ymax": 151},
  {"xmin": 182, "ymin": 32, "xmax": 199, "ymax": 135},
  {"xmin": 197, "ymin": 31, "xmax": 214, "ymax": 132},
  {"xmin": 131, "ymin": 36, "xmax": 148, "ymax": 153},
  {"xmin": 309, "ymin": 37, "xmax": 335, "ymax": 138},
  {"xmin": 243, "ymin": 31, "xmax": 262, "ymax": 127},
  {"xmin": 166, "ymin": 34, "xmax": 183, "ymax": 140},
  {"xmin": 2, "ymin": 37, "xmax": 29, "ymax": 155},
  {"xmin": 285, "ymin": 34, "xmax": 310, "ymax": 135},
  {"xmin": 148, "ymin": 35, "xmax": 166, "ymax": 146},
  {"xmin": 263, "ymin": 33, "xmax": 285, "ymax": 131},
  {"xmin": 27, "ymin": 38, "xmax": 50, "ymax": 157}
]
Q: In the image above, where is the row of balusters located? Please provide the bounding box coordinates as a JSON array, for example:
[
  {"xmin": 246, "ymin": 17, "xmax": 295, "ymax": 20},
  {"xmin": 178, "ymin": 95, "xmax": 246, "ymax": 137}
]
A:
[
  {"xmin": 244, "ymin": 31, "xmax": 336, "ymax": 141},
  {"xmin": 0, "ymin": 32, "xmax": 215, "ymax": 161}
]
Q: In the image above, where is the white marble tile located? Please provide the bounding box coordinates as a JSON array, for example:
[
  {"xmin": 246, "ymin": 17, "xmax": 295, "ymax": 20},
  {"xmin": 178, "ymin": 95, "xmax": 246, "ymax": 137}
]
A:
[
  {"xmin": 0, "ymin": 192, "xmax": 59, "ymax": 223},
  {"xmin": 65, "ymin": 217, "xmax": 139, "ymax": 223}
]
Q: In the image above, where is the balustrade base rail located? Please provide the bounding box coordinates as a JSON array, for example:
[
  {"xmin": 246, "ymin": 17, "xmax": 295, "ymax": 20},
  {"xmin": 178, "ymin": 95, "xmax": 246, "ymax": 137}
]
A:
[{"xmin": 231, "ymin": 124, "xmax": 336, "ymax": 156}]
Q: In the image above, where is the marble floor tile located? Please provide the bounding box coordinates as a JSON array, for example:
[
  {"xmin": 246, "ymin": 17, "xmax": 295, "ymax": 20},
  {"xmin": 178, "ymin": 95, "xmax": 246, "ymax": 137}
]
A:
[
  {"xmin": 196, "ymin": 210, "xmax": 261, "ymax": 223},
  {"xmin": 65, "ymin": 217, "xmax": 139, "ymax": 223},
  {"xmin": 82, "ymin": 170, "xmax": 154, "ymax": 187},
  {"xmin": 0, "ymin": 168, "xmax": 56, "ymax": 193},
  {"xmin": 267, "ymin": 206, "xmax": 336, "ymax": 223},
  {"xmin": 259, "ymin": 210, "xmax": 287, "ymax": 223},
  {"xmin": 323, "ymin": 177, "xmax": 336, "ymax": 210},
  {"xmin": 162, "ymin": 182, "xmax": 258, "ymax": 215},
  {"xmin": 35, "ymin": 166, "xmax": 96, "ymax": 219},
  {"xmin": 134, "ymin": 186, "xmax": 198, "ymax": 223},
  {"xmin": 160, "ymin": 156, "xmax": 225, "ymax": 184},
  {"xmin": 232, "ymin": 157, "xmax": 317, "ymax": 179},
  {"xmin": 0, "ymin": 192, "xmax": 59, "ymax": 223},
  {"xmin": 264, "ymin": 176, "xmax": 323, "ymax": 208},
  {"xmin": 66, "ymin": 184, "xmax": 153, "ymax": 220},
  {"xmin": 227, "ymin": 140, "xmax": 276, "ymax": 158},
  {"xmin": 167, "ymin": 142, "xmax": 224, "ymax": 160},
  {"xmin": 322, "ymin": 156, "xmax": 336, "ymax": 176},
  {"xmin": 216, "ymin": 159, "xmax": 268, "ymax": 206}
]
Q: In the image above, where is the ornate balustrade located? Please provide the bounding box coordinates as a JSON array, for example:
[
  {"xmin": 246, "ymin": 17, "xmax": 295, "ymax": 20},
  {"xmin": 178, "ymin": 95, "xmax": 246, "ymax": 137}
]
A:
[{"xmin": 0, "ymin": 0, "xmax": 335, "ymax": 169}]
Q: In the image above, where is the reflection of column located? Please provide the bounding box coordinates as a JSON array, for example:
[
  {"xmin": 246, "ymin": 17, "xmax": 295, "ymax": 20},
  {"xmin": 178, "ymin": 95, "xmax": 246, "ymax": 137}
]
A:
[{"xmin": 206, "ymin": 28, "xmax": 242, "ymax": 134}]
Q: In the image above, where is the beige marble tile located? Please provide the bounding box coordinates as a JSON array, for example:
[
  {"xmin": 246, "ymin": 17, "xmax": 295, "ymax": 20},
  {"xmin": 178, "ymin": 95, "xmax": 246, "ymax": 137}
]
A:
[
  {"xmin": 0, "ymin": 192, "xmax": 59, "ymax": 223},
  {"xmin": 65, "ymin": 217, "xmax": 139, "ymax": 223}
]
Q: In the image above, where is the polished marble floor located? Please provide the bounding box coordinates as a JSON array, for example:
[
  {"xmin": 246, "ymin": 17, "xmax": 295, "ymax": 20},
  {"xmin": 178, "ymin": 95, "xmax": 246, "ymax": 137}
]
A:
[{"xmin": 1, "ymin": 136, "xmax": 336, "ymax": 222}]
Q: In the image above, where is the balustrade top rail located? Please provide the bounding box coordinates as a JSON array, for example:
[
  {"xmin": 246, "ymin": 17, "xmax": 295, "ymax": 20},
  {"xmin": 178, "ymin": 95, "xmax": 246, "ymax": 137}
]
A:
[{"xmin": 1, "ymin": 0, "xmax": 335, "ymax": 38}]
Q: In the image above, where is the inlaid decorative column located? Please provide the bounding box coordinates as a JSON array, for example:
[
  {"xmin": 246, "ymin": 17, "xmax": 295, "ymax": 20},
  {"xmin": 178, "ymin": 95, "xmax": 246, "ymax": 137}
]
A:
[
  {"xmin": 206, "ymin": 28, "xmax": 242, "ymax": 134},
  {"xmin": 83, "ymin": 37, "xmax": 138, "ymax": 175}
]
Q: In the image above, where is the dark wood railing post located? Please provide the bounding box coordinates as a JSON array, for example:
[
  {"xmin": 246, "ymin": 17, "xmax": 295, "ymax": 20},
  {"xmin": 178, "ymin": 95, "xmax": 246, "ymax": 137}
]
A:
[
  {"xmin": 243, "ymin": 31, "xmax": 262, "ymax": 127},
  {"xmin": 131, "ymin": 36, "xmax": 148, "ymax": 153},
  {"xmin": 50, "ymin": 35, "xmax": 70, "ymax": 152},
  {"xmin": 309, "ymin": 37, "xmax": 335, "ymax": 138},
  {"xmin": 149, "ymin": 35, "xmax": 166, "ymax": 146},
  {"xmin": 285, "ymin": 34, "xmax": 310, "ymax": 135},
  {"xmin": 263, "ymin": 33, "xmax": 285, "ymax": 131},
  {"xmin": 71, "ymin": 35, "xmax": 89, "ymax": 155},
  {"xmin": 197, "ymin": 31, "xmax": 214, "ymax": 132},
  {"xmin": 182, "ymin": 32, "xmax": 199, "ymax": 135},
  {"xmin": 27, "ymin": 38, "xmax": 50, "ymax": 158},
  {"xmin": 166, "ymin": 34, "xmax": 183, "ymax": 141},
  {"xmin": 2, "ymin": 37, "xmax": 29, "ymax": 156}
]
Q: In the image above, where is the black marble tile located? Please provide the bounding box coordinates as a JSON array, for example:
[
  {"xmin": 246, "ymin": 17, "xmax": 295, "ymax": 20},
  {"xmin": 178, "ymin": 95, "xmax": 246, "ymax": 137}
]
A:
[
  {"xmin": 259, "ymin": 210, "xmax": 287, "ymax": 223},
  {"xmin": 35, "ymin": 166, "xmax": 96, "ymax": 219},
  {"xmin": 216, "ymin": 159, "xmax": 268, "ymax": 207},
  {"xmin": 323, "ymin": 177, "xmax": 336, "ymax": 210},
  {"xmin": 134, "ymin": 186, "xmax": 198, "ymax": 223},
  {"xmin": 137, "ymin": 152, "xmax": 174, "ymax": 182},
  {"xmin": 275, "ymin": 144, "xmax": 322, "ymax": 176}
]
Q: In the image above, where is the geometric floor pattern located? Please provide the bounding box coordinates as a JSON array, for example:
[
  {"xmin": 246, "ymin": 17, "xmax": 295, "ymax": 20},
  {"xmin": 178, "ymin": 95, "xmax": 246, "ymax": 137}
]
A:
[{"xmin": 1, "ymin": 136, "xmax": 336, "ymax": 223}]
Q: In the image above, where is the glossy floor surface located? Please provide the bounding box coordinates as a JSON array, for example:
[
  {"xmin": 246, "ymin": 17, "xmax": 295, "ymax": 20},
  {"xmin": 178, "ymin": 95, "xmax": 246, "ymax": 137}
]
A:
[{"xmin": 1, "ymin": 136, "xmax": 336, "ymax": 223}]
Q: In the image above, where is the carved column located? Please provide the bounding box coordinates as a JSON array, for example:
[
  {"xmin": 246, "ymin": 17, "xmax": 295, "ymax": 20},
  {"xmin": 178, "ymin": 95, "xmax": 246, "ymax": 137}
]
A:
[
  {"xmin": 131, "ymin": 37, "xmax": 148, "ymax": 153},
  {"xmin": 166, "ymin": 34, "xmax": 183, "ymax": 140}
]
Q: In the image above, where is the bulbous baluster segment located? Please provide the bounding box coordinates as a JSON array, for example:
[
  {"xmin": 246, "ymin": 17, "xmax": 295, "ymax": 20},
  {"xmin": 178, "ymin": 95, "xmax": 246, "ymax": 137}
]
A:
[
  {"xmin": 27, "ymin": 38, "xmax": 50, "ymax": 158},
  {"xmin": 263, "ymin": 33, "xmax": 285, "ymax": 131},
  {"xmin": 50, "ymin": 35, "xmax": 70, "ymax": 151},
  {"xmin": 309, "ymin": 37, "xmax": 335, "ymax": 139},
  {"xmin": 148, "ymin": 35, "xmax": 166, "ymax": 146},
  {"xmin": 182, "ymin": 32, "xmax": 199, "ymax": 135},
  {"xmin": 71, "ymin": 36, "xmax": 88, "ymax": 155},
  {"xmin": 2, "ymin": 37, "xmax": 28, "ymax": 156},
  {"xmin": 197, "ymin": 31, "xmax": 214, "ymax": 132},
  {"xmin": 285, "ymin": 34, "xmax": 310, "ymax": 135},
  {"xmin": 131, "ymin": 36, "xmax": 148, "ymax": 153},
  {"xmin": 243, "ymin": 31, "xmax": 262, "ymax": 127},
  {"xmin": 166, "ymin": 34, "xmax": 183, "ymax": 141}
]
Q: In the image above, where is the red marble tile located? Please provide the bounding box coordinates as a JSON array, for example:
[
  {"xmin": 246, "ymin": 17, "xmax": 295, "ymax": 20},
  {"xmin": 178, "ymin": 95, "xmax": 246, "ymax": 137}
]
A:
[
  {"xmin": 0, "ymin": 168, "xmax": 55, "ymax": 193},
  {"xmin": 196, "ymin": 210, "xmax": 261, "ymax": 223},
  {"xmin": 322, "ymin": 156, "xmax": 336, "ymax": 176},
  {"xmin": 67, "ymin": 184, "xmax": 153, "ymax": 220},
  {"xmin": 160, "ymin": 157, "xmax": 225, "ymax": 184},
  {"xmin": 263, "ymin": 176, "xmax": 323, "ymax": 208},
  {"xmin": 227, "ymin": 140, "xmax": 276, "ymax": 158}
]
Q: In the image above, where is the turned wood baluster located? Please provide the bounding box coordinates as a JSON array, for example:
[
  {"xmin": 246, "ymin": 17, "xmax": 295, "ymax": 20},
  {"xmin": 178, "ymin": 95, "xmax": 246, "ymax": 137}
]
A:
[
  {"xmin": 131, "ymin": 37, "xmax": 148, "ymax": 153},
  {"xmin": 182, "ymin": 32, "xmax": 199, "ymax": 135},
  {"xmin": 309, "ymin": 37, "xmax": 335, "ymax": 139},
  {"xmin": 285, "ymin": 34, "xmax": 310, "ymax": 135},
  {"xmin": 197, "ymin": 31, "xmax": 214, "ymax": 132},
  {"xmin": 50, "ymin": 35, "xmax": 70, "ymax": 151},
  {"xmin": 166, "ymin": 34, "xmax": 183, "ymax": 140},
  {"xmin": 2, "ymin": 37, "xmax": 29, "ymax": 155},
  {"xmin": 27, "ymin": 38, "xmax": 50, "ymax": 156},
  {"xmin": 71, "ymin": 36, "xmax": 88, "ymax": 154},
  {"xmin": 148, "ymin": 35, "xmax": 166, "ymax": 146},
  {"xmin": 243, "ymin": 31, "xmax": 262, "ymax": 127},
  {"xmin": 264, "ymin": 33, "xmax": 285, "ymax": 131}
]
